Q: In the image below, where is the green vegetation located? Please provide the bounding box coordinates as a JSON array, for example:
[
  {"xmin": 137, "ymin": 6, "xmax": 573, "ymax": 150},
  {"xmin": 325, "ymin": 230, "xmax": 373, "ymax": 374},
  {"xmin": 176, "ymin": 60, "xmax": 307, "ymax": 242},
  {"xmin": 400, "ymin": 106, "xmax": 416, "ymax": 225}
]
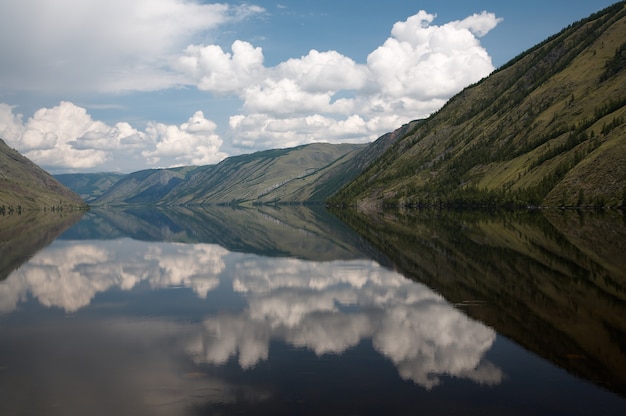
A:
[
  {"xmin": 0, "ymin": 139, "xmax": 88, "ymax": 211},
  {"xmin": 87, "ymin": 143, "xmax": 368, "ymax": 206},
  {"xmin": 54, "ymin": 4, "xmax": 626, "ymax": 210},
  {"xmin": 330, "ymin": 2, "xmax": 626, "ymax": 209},
  {"xmin": 54, "ymin": 172, "xmax": 125, "ymax": 202}
]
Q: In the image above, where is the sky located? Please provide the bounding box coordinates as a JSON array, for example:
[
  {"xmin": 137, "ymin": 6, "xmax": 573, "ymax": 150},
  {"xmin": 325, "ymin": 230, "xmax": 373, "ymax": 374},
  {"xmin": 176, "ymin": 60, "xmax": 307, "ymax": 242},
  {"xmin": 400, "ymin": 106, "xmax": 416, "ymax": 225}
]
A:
[{"xmin": 0, "ymin": 0, "xmax": 619, "ymax": 174}]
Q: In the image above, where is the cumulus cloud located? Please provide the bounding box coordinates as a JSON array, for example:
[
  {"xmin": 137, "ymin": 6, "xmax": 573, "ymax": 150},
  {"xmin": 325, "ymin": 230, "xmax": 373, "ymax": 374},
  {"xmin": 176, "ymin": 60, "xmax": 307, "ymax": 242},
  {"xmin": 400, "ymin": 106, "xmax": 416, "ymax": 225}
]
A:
[
  {"xmin": 0, "ymin": 0, "xmax": 265, "ymax": 92},
  {"xmin": 177, "ymin": 9, "xmax": 501, "ymax": 151},
  {"xmin": 0, "ymin": 102, "xmax": 227, "ymax": 172},
  {"xmin": 143, "ymin": 111, "xmax": 227, "ymax": 167},
  {"xmin": 276, "ymin": 49, "xmax": 369, "ymax": 93},
  {"xmin": 454, "ymin": 11, "xmax": 503, "ymax": 37},
  {"xmin": 229, "ymin": 113, "xmax": 371, "ymax": 149},
  {"xmin": 0, "ymin": 7, "xmax": 501, "ymax": 172},
  {"xmin": 176, "ymin": 40, "xmax": 266, "ymax": 94},
  {"xmin": 368, "ymin": 10, "xmax": 500, "ymax": 100}
]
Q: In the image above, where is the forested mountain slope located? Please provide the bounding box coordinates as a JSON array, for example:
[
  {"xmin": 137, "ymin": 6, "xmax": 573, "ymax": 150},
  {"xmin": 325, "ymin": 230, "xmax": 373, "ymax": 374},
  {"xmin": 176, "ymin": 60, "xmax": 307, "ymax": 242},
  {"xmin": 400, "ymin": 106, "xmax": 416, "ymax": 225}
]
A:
[
  {"xmin": 92, "ymin": 143, "xmax": 366, "ymax": 206},
  {"xmin": 331, "ymin": 2, "xmax": 626, "ymax": 208},
  {"xmin": 0, "ymin": 138, "xmax": 87, "ymax": 211},
  {"xmin": 55, "ymin": 172, "xmax": 125, "ymax": 203}
]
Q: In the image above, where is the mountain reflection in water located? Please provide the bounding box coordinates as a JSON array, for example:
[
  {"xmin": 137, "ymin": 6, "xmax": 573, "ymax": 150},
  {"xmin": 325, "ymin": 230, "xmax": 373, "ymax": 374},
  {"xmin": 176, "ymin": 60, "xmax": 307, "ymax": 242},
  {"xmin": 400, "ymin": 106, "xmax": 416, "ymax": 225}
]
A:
[
  {"xmin": 0, "ymin": 238, "xmax": 501, "ymax": 390},
  {"xmin": 0, "ymin": 206, "xmax": 624, "ymax": 415}
]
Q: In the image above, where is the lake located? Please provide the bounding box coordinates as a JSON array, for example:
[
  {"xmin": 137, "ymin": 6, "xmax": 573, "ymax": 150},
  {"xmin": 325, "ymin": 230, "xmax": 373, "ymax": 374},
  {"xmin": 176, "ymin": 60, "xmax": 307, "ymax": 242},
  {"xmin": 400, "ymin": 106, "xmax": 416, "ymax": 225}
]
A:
[{"xmin": 1, "ymin": 206, "xmax": 625, "ymax": 415}]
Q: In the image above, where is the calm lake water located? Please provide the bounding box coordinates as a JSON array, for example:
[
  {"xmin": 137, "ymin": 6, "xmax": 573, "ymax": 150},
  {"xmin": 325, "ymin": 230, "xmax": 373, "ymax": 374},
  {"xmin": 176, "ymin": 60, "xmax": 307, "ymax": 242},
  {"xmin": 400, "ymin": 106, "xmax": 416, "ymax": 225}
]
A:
[{"xmin": 0, "ymin": 206, "xmax": 625, "ymax": 415}]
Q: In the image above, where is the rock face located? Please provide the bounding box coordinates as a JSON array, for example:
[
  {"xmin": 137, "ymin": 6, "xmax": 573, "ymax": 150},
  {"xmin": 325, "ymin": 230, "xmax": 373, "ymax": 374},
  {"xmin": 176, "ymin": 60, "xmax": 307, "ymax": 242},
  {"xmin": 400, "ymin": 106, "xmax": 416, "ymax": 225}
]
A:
[{"xmin": 0, "ymin": 138, "xmax": 87, "ymax": 211}]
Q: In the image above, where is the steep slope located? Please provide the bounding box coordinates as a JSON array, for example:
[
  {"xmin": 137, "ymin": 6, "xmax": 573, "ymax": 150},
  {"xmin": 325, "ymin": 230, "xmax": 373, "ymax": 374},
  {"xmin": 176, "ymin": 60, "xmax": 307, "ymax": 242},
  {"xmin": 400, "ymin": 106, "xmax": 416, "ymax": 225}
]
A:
[
  {"xmin": 92, "ymin": 143, "xmax": 365, "ymax": 206},
  {"xmin": 166, "ymin": 143, "xmax": 365, "ymax": 205},
  {"xmin": 0, "ymin": 138, "xmax": 87, "ymax": 211},
  {"xmin": 93, "ymin": 166, "xmax": 200, "ymax": 205},
  {"xmin": 331, "ymin": 2, "xmax": 626, "ymax": 208},
  {"xmin": 300, "ymin": 120, "xmax": 423, "ymax": 202},
  {"xmin": 54, "ymin": 172, "xmax": 125, "ymax": 202}
]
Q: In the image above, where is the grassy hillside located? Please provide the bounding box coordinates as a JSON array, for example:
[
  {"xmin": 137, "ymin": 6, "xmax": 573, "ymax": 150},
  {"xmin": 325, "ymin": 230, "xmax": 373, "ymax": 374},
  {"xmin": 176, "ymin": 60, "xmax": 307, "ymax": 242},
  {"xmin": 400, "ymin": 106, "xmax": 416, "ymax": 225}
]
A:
[
  {"xmin": 165, "ymin": 143, "xmax": 365, "ymax": 205},
  {"xmin": 93, "ymin": 166, "xmax": 200, "ymax": 205},
  {"xmin": 330, "ymin": 2, "xmax": 626, "ymax": 208},
  {"xmin": 91, "ymin": 143, "xmax": 366, "ymax": 206},
  {"xmin": 55, "ymin": 172, "xmax": 125, "ymax": 202},
  {"xmin": 0, "ymin": 138, "xmax": 87, "ymax": 211}
]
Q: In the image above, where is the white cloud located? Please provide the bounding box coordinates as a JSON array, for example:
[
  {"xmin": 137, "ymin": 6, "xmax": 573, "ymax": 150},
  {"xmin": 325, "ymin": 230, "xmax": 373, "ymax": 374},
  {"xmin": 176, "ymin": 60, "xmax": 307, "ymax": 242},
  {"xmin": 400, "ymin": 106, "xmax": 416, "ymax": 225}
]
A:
[
  {"xmin": 0, "ymin": 0, "xmax": 265, "ymax": 92},
  {"xmin": 455, "ymin": 11, "xmax": 503, "ymax": 37},
  {"xmin": 276, "ymin": 49, "xmax": 369, "ymax": 93},
  {"xmin": 143, "ymin": 111, "xmax": 227, "ymax": 167},
  {"xmin": 0, "ymin": 8, "xmax": 501, "ymax": 172},
  {"xmin": 5, "ymin": 102, "xmax": 115, "ymax": 169},
  {"xmin": 242, "ymin": 78, "xmax": 339, "ymax": 115},
  {"xmin": 177, "ymin": 40, "xmax": 266, "ymax": 94},
  {"xmin": 368, "ymin": 10, "xmax": 499, "ymax": 100},
  {"xmin": 177, "ymin": 9, "xmax": 500, "ymax": 152},
  {"xmin": 0, "ymin": 102, "xmax": 227, "ymax": 172},
  {"xmin": 229, "ymin": 113, "xmax": 373, "ymax": 149}
]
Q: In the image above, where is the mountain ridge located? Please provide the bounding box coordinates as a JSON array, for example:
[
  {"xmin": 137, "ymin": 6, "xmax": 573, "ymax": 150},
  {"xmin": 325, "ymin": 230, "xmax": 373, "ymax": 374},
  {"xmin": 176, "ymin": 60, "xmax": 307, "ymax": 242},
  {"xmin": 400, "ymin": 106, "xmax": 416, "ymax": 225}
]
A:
[
  {"xmin": 0, "ymin": 138, "xmax": 87, "ymax": 212},
  {"xmin": 330, "ymin": 2, "xmax": 626, "ymax": 209},
  {"xmin": 88, "ymin": 143, "xmax": 370, "ymax": 206},
  {"xmin": 55, "ymin": 2, "xmax": 626, "ymax": 209}
]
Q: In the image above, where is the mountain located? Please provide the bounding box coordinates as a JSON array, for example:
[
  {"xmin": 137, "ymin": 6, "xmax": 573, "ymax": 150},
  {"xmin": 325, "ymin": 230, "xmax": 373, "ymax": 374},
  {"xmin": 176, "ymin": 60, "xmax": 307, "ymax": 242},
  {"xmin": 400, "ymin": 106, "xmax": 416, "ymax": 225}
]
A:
[
  {"xmin": 58, "ymin": 4, "xmax": 626, "ymax": 209},
  {"xmin": 54, "ymin": 172, "xmax": 125, "ymax": 203},
  {"xmin": 330, "ymin": 2, "xmax": 626, "ymax": 209},
  {"xmin": 0, "ymin": 138, "xmax": 87, "ymax": 211},
  {"xmin": 91, "ymin": 143, "xmax": 367, "ymax": 206}
]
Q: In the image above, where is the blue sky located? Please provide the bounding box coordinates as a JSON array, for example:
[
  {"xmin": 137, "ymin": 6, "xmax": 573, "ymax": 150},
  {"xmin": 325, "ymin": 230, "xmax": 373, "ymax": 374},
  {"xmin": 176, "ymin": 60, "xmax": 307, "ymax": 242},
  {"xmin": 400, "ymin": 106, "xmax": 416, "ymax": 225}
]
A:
[{"xmin": 0, "ymin": 0, "xmax": 618, "ymax": 173}]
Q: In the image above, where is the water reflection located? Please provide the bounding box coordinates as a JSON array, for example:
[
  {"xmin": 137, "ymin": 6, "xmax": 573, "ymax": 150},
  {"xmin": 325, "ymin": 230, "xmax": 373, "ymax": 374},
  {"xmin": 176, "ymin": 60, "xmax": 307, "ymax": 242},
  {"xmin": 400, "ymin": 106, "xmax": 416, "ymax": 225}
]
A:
[
  {"xmin": 334, "ymin": 207, "xmax": 626, "ymax": 397},
  {"xmin": 0, "ymin": 237, "xmax": 500, "ymax": 389},
  {"xmin": 190, "ymin": 256, "xmax": 502, "ymax": 388},
  {"xmin": 1, "ymin": 207, "xmax": 625, "ymax": 415},
  {"xmin": 0, "ymin": 240, "xmax": 227, "ymax": 313},
  {"xmin": 65, "ymin": 205, "xmax": 367, "ymax": 261},
  {"xmin": 0, "ymin": 210, "xmax": 84, "ymax": 281}
]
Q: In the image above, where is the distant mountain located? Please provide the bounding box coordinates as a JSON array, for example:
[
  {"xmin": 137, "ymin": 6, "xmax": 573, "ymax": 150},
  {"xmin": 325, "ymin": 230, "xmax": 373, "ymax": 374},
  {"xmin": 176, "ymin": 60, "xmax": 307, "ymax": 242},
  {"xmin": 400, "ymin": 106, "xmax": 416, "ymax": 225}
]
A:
[
  {"xmin": 89, "ymin": 143, "xmax": 368, "ymax": 206},
  {"xmin": 58, "ymin": 4, "xmax": 626, "ymax": 209},
  {"xmin": 0, "ymin": 138, "xmax": 87, "ymax": 211},
  {"xmin": 58, "ymin": 125, "xmax": 416, "ymax": 207},
  {"xmin": 54, "ymin": 172, "xmax": 125, "ymax": 203},
  {"xmin": 330, "ymin": 2, "xmax": 626, "ymax": 208}
]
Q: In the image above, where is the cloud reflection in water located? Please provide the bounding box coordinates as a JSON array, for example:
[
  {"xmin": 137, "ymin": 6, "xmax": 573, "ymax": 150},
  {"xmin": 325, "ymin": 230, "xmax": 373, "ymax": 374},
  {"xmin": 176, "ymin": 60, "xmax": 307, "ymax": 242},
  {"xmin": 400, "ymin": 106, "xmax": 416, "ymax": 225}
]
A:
[
  {"xmin": 191, "ymin": 257, "xmax": 502, "ymax": 388},
  {"xmin": 0, "ymin": 238, "xmax": 501, "ymax": 389}
]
